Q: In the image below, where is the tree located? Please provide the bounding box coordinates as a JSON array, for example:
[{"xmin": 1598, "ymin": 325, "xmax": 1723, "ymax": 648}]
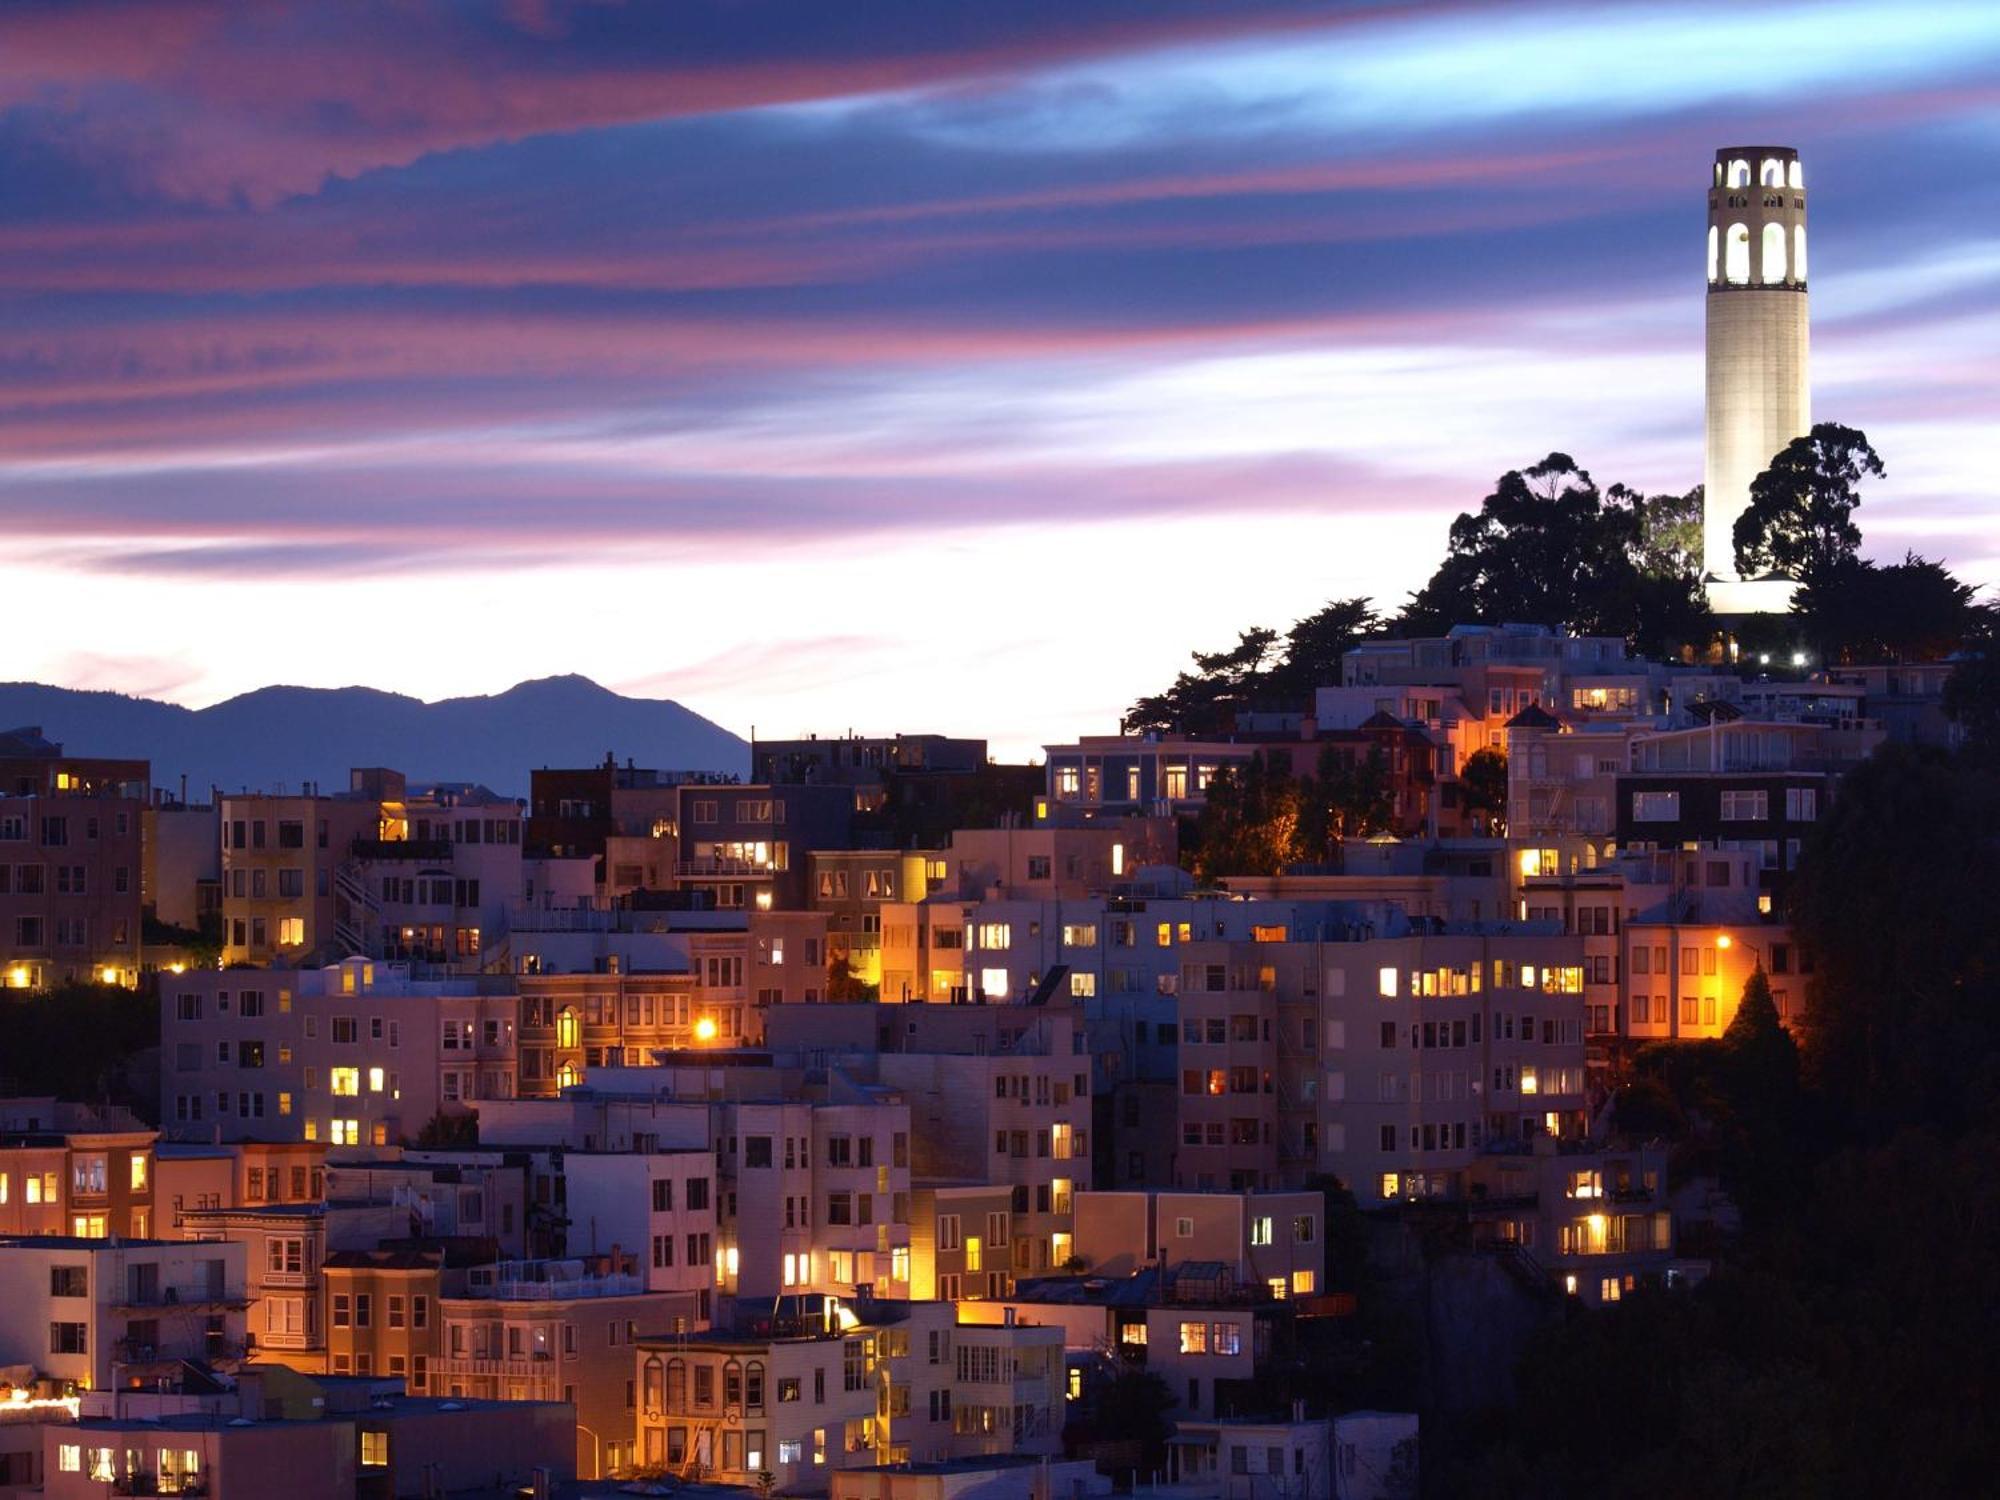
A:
[
  {"xmin": 1125, "ymin": 625, "xmax": 1278, "ymax": 736},
  {"xmin": 1187, "ymin": 754, "xmax": 1303, "ymax": 880},
  {"xmin": 1460, "ymin": 747, "xmax": 1508, "ymax": 835},
  {"xmin": 0, "ymin": 982, "xmax": 157, "ymax": 1105},
  {"xmin": 1072, "ymin": 1371, "xmax": 1176, "ymax": 1485},
  {"xmin": 1303, "ymin": 744, "xmax": 1396, "ymax": 848},
  {"xmin": 1791, "ymin": 552, "xmax": 1976, "ymax": 665},
  {"xmin": 412, "ymin": 1110, "xmax": 479, "ymax": 1148},
  {"xmin": 826, "ymin": 954, "xmax": 879, "ymax": 1002},
  {"xmin": 1732, "ymin": 422, "xmax": 1884, "ymax": 584},
  {"xmin": 1126, "ymin": 602, "xmax": 1376, "ymax": 734},
  {"xmin": 1943, "ymin": 605, "xmax": 2000, "ymax": 763},
  {"xmin": 1266, "ymin": 597, "xmax": 1380, "ymax": 703},
  {"xmin": 1397, "ymin": 454, "xmax": 1710, "ymax": 656},
  {"xmin": 1788, "ymin": 743, "xmax": 2000, "ymax": 1135},
  {"xmin": 1630, "ymin": 483, "xmax": 1705, "ymax": 578}
]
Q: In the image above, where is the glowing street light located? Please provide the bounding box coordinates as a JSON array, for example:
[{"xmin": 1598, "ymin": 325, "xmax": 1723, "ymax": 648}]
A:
[{"xmin": 693, "ymin": 1016, "xmax": 719, "ymax": 1043}]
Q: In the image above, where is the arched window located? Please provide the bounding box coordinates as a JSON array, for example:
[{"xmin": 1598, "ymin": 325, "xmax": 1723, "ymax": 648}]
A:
[
  {"xmin": 1713, "ymin": 162, "xmax": 1724, "ymax": 186},
  {"xmin": 665, "ymin": 1357, "xmax": 687, "ymax": 1414},
  {"xmin": 555, "ymin": 1008, "xmax": 578, "ymax": 1049},
  {"xmin": 1761, "ymin": 222, "xmax": 1787, "ymax": 283},
  {"xmin": 1760, "ymin": 157, "xmax": 1783, "ymax": 187},
  {"xmin": 1728, "ymin": 158, "xmax": 1751, "ymax": 188},
  {"xmin": 1793, "ymin": 224, "xmax": 1807, "ymax": 281},
  {"xmin": 723, "ymin": 1358, "xmax": 743, "ymax": 1410},
  {"xmin": 1787, "ymin": 160, "xmax": 1803, "ymax": 190},
  {"xmin": 1707, "ymin": 225, "xmax": 1720, "ymax": 283},
  {"xmin": 643, "ymin": 1356, "xmax": 664, "ymax": 1413},
  {"xmin": 745, "ymin": 1360, "xmax": 766, "ymax": 1412},
  {"xmin": 1725, "ymin": 223, "xmax": 1751, "ymax": 285},
  {"xmin": 555, "ymin": 1061, "xmax": 579, "ymax": 1091}
]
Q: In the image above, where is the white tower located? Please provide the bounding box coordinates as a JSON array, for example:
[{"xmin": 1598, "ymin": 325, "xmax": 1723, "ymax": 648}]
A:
[{"xmin": 1704, "ymin": 145, "xmax": 1809, "ymax": 612}]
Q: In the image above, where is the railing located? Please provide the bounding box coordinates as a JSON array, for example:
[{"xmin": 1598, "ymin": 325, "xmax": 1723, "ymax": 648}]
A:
[
  {"xmin": 481, "ymin": 1270, "xmax": 644, "ymax": 1300},
  {"xmin": 115, "ymin": 1283, "xmax": 247, "ymax": 1308},
  {"xmin": 436, "ymin": 1355, "xmax": 556, "ymax": 1380},
  {"xmin": 678, "ymin": 857, "xmax": 779, "ymax": 877},
  {"xmin": 352, "ymin": 837, "xmax": 454, "ymax": 861}
]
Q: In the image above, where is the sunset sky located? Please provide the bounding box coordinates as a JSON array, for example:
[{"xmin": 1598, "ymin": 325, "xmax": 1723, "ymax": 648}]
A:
[{"xmin": 6, "ymin": 0, "xmax": 1998, "ymax": 758}]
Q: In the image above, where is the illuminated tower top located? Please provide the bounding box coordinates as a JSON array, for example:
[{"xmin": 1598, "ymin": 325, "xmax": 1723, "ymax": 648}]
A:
[{"xmin": 1706, "ymin": 146, "xmax": 1807, "ymax": 294}]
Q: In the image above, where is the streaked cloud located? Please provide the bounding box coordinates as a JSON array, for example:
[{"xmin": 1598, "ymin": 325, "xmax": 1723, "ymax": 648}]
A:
[{"xmin": 0, "ymin": 0, "xmax": 1994, "ymax": 755}]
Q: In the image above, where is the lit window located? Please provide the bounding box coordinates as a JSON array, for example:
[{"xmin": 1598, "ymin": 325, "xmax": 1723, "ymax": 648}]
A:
[
  {"xmin": 367, "ymin": 1067, "xmax": 386, "ymax": 1093},
  {"xmin": 1291, "ymin": 1270, "xmax": 1315, "ymax": 1296},
  {"xmin": 1725, "ymin": 223, "xmax": 1751, "ymax": 285},
  {"xmin": 1760, "ymin": 221, "xmax": 1787, "ymax": 283},
  {"xmin": 360, "ymin": 1430, "xmax": 389, "ymax": 1467},
  {"xmin": 330, "ymin": 1068, "xmax": 360, "ymax": 1097},
  {"xmin": 1377, "ymin": 967, "xmax": 1398, "ymax": 999}
]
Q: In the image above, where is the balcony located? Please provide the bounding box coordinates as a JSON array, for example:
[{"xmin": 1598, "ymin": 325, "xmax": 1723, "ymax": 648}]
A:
[
  {"xmin": 115, "ymin": 1337, "xmax": 247, "ymax": 1364},
  {"xmin": 352, "ymin": 838, "xmax": 454, "ymax": 861},
  {"xmin": 678, "ymin": 857, "xmax": 779, "ymax": 878},
  {"xmin": 113, "ymin": 1283, "xmax": 250, "ymax": 1310}
]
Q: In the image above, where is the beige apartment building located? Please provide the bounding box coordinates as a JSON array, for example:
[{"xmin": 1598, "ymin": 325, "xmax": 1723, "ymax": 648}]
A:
[
  {"xmin": 435, "ymin": 1254, "xmax": 686, "ymax": 1480},
  {"xmin": 632, "ymin": 1297, "xmax": 1063, "ymax": 1491}
]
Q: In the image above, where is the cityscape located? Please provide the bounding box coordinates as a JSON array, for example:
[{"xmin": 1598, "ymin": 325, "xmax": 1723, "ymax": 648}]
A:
[{"xmin": 2, "ymin": 6, "xmax": 1997, "ymax": 1500}]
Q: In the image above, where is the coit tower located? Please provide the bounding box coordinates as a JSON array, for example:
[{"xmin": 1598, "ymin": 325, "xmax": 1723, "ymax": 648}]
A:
[{"xmin": 1704, "ymin": 145, "xmax": 1809, "ymax": 594}]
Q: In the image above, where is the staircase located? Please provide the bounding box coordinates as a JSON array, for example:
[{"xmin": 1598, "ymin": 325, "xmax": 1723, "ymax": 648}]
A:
[{"xmin": 331, "ymin": 859, "xmax": 380, "ymax": 958}]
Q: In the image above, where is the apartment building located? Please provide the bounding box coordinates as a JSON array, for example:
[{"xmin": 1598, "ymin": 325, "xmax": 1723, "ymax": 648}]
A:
[
  {"xmin": 960, "ymin": 1263, "xmax": 1286, "ymax": 1420},
  {"xmin": 324, "ymin": 1154, "xmax": 527, "ymax": 1255},
  {"xmin": 0, "ymin": 728, "xmax": 147, "ymax": 988},
  {"xmin": 0, "ymin": 1236, "xmax": 248, "ymax": 1393},
  {"xmin": 321, "ymin": 1245, "xmax": 466, "ymax": 1394},
  {"xmin": 1070, "ymin": 1189, "xmax": 1323, "ymax": 1300},
  {"xmin": 216, "ymin": 783, "xmax": 378, "ymax": 965},
  {"xmin": 0, "ymin": 1114, "xmax": 156, "ymax": 1239},
  {"xmin": 159, "ymin": 959, "xmax": 518, "ymax": 1145},
  {"xmin": 1467, "ymin": 1140, "xmax": 1678, "ymax": 1308},
  {"xmin": 811, "ymin": 850, "xmax": 939, "ymax": 992},
  {"xmin": 350, "ymin": 772, "xmax": 522, "ymax": 971},
  {"xmin": 670, "ymin": 782, "xmax": 856, "ymax": 913},
  {"xmin": 876, "ymin": 1017, "xmax": 1092, "ymax": 1280},
  {"xmin": 1619, "ymin": 919, "xmax": 1807, "ymax": 1040},
  {"xmin": 36, "ymin": 1371, "xmax": 573, "ymax": 1500},
  {"xmin": 754, "ymin": 733, "xmax": 1041, "ymax": 846},
  {"xmin": 1166, "ymin": 926, "xmax": 1589, "ymax": 1205},
  {"xmin": 141, "ymin": 797, "xmax": 219, "ymax": 937},
  {"xmin": 632, "ymin": 1296, "xmax": 1063, "ymax": 1491},
  {"xmin": 907, "ymin": 1183, "xmax": 1014, "ymax": 1303},
  {"xmin": 1040, "ymin": 725, "xmax": 1439, "ymax": 835},
  {"xmin": 181, "ymin": 1200, "xmax": 329, "ymax": 1371},
  {"xmin": 219, "ymin": 769, "xmax": 522, "ymax": 971},
  {"xmin": 712, "ymin": 1091, "xmax": 915, "ymax": 1302},
  {"xmin": 434, "ymin": 1252, "xmax": 678, "ymax": 1480}
]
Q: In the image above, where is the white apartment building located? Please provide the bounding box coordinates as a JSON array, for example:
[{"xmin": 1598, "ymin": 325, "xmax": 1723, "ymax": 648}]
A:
[{"xmin": 0, "ymin": 1236, "xmax": 248, "ymax": 1393}]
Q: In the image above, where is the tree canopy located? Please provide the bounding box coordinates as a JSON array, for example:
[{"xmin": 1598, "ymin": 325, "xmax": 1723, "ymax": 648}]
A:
[
  {"xmin": 1791, "ymin": 551, "xmax": 1978, "ymax": 664},
  {"xmin": 1732, "ymin": 422, "xmax": 1884, "ymax": 584},
  {"xmin": 1125, "ymin": 598, "xmax": 1377, "ymax": 735},
  {"xmin": 1396, "ymin": 454, "xmax": 1710, "ymax": 655}
]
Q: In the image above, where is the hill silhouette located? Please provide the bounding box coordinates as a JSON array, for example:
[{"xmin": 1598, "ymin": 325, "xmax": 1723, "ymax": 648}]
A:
[{"xmin": 0, "ymin": 675, "xmax": 746, "ymax": 796}]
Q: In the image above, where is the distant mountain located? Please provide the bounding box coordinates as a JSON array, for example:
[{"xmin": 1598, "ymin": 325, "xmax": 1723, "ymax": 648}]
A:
[{"xmin": 0, "ymin": 676, "xmax": 747, "ymax": 797}]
